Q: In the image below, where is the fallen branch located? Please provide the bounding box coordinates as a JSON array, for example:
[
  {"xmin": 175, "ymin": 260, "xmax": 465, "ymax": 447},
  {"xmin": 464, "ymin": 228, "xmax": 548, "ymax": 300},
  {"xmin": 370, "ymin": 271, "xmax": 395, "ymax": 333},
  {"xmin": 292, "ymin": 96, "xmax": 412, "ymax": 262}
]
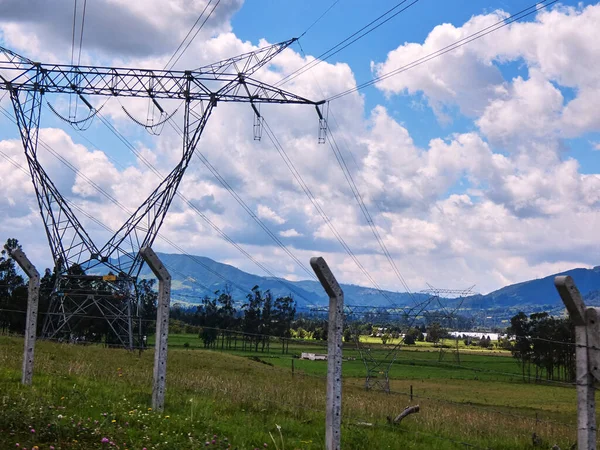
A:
[{"xmin": 387, "ymin": 405, "xmax": 420, "ymax": 425}]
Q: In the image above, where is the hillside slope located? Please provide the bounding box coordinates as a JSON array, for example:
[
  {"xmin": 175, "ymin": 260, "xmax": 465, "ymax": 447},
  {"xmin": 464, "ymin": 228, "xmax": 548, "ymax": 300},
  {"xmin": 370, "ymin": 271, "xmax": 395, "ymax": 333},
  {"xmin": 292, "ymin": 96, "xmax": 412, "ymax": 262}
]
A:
[
  {"xmin": 138, "ymin": 252, "xmax": 422, "ymax": 308},
  {"xmin": 138, "ymin": 252, "xmax": 600, "ymax": 310}
]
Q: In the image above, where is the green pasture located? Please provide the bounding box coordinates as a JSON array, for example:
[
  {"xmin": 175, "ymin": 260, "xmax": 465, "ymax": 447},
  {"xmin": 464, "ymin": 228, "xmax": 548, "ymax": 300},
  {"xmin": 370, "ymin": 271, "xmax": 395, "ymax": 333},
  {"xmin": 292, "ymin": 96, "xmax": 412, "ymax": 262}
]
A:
[
  {"xmin": 161, "ymin": 333, "xmax": 520, "ymax": 382},
  {"xmin": 0, "ymin": 335, "xmax": 579, "ymax": 450}
]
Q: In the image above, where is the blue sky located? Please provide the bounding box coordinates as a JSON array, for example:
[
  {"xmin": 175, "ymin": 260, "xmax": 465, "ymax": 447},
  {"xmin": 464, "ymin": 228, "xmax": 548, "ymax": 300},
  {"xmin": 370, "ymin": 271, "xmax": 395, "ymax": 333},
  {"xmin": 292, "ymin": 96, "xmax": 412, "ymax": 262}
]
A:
[
  {"xmin": 0, "ymin": 0, "xmax": 599, "ymax": 295},
  {"xmin": 231, "ymin": 0, "xmax": 600, "ymax": 172}
]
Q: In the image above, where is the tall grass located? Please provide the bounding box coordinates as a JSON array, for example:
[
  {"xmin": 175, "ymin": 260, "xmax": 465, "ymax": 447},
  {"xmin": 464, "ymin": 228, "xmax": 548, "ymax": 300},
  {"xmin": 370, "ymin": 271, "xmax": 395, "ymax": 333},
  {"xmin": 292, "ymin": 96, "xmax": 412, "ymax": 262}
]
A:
[{"xmin": 0, "ymin": 336, "xmax": 578, "ymax": 449}]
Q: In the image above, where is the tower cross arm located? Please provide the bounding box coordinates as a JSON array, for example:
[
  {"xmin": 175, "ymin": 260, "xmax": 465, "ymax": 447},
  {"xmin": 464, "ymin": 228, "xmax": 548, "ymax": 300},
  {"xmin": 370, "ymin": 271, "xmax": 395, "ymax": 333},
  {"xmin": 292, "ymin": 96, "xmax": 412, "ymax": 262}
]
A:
[
  {"xmin": 213, "ymin": 76, "xmax": 323, "ymax": 105},
  {"xmin": 194, "ymin": 37, "xmax": 297, "ymax": 77},
  {"xmin": 0, "ymin": 40, "xmax": 322, "ymax": 105}
]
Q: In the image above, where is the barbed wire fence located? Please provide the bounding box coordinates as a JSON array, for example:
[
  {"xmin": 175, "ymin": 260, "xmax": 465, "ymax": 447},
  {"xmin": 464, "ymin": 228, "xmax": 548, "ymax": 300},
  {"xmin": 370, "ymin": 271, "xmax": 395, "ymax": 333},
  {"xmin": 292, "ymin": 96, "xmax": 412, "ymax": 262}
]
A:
[{"xmin": 0, "ymin": 266, "xmax": 586, "ymax": 450}]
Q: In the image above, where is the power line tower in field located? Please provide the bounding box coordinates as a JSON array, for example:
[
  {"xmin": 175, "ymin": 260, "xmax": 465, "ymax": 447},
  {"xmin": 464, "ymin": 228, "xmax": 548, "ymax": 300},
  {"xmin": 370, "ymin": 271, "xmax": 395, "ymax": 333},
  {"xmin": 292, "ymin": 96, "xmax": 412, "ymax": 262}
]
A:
[
  {"xmin": 419, "ymin": 285, "xmax": 475, "ymax": 364},
  {"xmin": 0, "ymin": 39, "xmax": 322, "ymax": 349}
]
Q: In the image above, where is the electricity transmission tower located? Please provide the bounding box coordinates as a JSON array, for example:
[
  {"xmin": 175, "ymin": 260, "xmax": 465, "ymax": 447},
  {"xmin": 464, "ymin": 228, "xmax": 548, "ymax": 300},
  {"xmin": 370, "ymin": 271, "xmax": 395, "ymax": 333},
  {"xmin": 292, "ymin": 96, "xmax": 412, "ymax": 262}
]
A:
[
  {"xmin": 310, "ymin": 300, "xmax": 434, "ymax": 392},
  {"xmin": 0, "ymin": 39, "xmax": 322, "ymax": 349},
  {"xmin": 309, "ymin": 286, "xmax": 473, "ymax": 392},
  {"xmin": 419, "ymin": 285, "xmax": 475, "ymax": 364}
]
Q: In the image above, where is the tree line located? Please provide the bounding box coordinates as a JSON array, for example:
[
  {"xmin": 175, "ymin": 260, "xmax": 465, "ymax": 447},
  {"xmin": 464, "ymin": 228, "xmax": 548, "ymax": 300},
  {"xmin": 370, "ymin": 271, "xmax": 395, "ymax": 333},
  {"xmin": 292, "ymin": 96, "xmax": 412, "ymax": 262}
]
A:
[
  {"xmin": 0, "ymin": 239, "xmax": 159, "ymax": 344},
  {"xmin": 507, "ymin": 311, "xmax": 575, "ymax": 383},
  {"xmin": 0, "ymin": 239, "xmax": 301, "ymax": 351},
  {"xmin": 171, "ymin": 285, "xmax": 297, "ymax": 352}
]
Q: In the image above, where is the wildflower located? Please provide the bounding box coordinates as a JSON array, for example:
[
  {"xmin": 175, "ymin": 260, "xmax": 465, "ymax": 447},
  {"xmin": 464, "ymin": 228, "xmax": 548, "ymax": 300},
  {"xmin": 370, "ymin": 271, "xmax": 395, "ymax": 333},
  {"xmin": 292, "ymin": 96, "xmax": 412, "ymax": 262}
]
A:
[
  {"xmin": 212, "ymin": 440, "xmax": 216, "ymax": 444},
  {"xmin": 30, "ymin": 429, "xmax": 35, "ymax": 434},
  {"xmin": 164, "ymin": 416, "xmax": 170, "ymax": 419},
  {"xmin": 15, "ymin": 444, "xmax": 19, "ymax": 448},
  {"xmin": 111, "ymin": 419, "xmax": 116, "ymax": 423},
  {"xmin": 50, "ymin": 447, "xmax": 55, "ymax": 450},
  {"xmin": 32, "ymin": 447, "xmax": 39, "ymax": 450},
  {"xmin": 264, "ymin": 444, "xmax": 268, "ymax": 448},
  {"xmin": 101, "ymin": 438, "xmax": 109, "ymax": 444},
  {"xmin": 148, "ymin": 408, "xmax": 152, "ymax": 411}
]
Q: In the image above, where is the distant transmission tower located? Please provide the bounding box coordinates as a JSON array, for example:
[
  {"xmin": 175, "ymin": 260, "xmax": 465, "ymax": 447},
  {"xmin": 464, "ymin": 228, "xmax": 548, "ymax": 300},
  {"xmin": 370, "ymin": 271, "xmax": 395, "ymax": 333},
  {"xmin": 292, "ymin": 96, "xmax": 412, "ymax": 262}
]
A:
[
  {"xmin": 419, "ymin": 284, "xmax": 475, "ymax": 364},
  {"xmin": 311, "ymin": 300, "xmax": 434, "ymax": 392},
  {"xmin": 0, "ymin": 39, "xmax": 323, "ymax": 349}
]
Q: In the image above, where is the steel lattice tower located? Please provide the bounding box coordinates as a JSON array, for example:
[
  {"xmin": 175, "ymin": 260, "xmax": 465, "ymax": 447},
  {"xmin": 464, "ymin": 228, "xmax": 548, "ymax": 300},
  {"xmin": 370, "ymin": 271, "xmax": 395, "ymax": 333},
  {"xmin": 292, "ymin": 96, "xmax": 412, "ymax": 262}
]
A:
[{"xmin": 0, "ymin": 39, "xmax": 322, "ymax": 349}]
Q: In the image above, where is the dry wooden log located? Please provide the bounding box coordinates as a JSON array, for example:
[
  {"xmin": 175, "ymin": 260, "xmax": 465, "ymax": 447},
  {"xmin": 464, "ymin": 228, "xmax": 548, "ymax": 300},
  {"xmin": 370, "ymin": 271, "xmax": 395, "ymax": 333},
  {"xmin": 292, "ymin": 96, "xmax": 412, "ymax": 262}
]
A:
[{"xmin": 387, "ymin": 405, "xmax": 420, "ymax": 425}]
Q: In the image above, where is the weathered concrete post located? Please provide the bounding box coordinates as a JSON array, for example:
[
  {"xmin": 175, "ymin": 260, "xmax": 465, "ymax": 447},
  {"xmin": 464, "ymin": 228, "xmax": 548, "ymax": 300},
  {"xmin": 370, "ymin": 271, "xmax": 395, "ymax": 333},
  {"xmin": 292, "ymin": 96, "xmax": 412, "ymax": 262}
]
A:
[
  {"xmin": 140, "ymin": 247, "xmax": 171, "ymax": 412},
  {"xmin": 555, "ymin": 275, "xmax": 597, "ymax": 450},
  {"xmin": 4, "ymin": 245, "xmax": 40, "ymax": 386},
  {"xmin": 310, "ymin": 256, "xmax": 343, "ymax": 450}
]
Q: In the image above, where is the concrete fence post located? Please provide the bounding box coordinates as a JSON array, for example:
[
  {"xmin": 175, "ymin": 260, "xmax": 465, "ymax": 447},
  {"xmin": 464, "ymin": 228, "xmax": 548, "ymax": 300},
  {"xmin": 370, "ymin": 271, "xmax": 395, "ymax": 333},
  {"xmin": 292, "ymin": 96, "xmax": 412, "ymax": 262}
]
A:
[
  {"xmin": 4, "ymin": 245, "xmax": 40, "ymax": 386},
  {"xmin": 140, "ymin": 247, "xmax": 171, "ymax": 413},
  {"xmin": 310, "ymin": 256, "xmax": 343, "ymax": 450},
  {"xmin": 555, "ymin": 275, "xmax": 597, "ymax": 450}
]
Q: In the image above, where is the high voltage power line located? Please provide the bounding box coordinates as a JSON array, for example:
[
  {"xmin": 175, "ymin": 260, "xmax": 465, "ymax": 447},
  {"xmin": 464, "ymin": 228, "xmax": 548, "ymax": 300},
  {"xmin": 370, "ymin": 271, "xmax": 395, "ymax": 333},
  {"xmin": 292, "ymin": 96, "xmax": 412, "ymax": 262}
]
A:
[
  {"xmin": 327, "ymin": 0, "xmax": 559, "ymax": 101},
  {"xmin": 261, "ymin": 117, "xmax": 398, "ymax": 306},
  {"xmin": 94, "ymin": 109, "xmax": 321, "ymax": 297},
  {"xmin": 164, "ymin": 0, "xmax": 221, "ymax": 70},
  {"xmin": 165, "ymin": 119, "xmax": 318, "ymax": 281},
  {"xmin": 298, "ymin": 0, "xmax": 341, "ymax": 39},
  {"xmin": 279, "ymin": 0, "xmax": 561, "ymax": 297},
  {"xmin": 326, "ymin": 116, "xmax": 415, "ymax": 299},
  {"xmin": 288, "ymin": 38, "xmax": 417, "ymax": 301},
  {"xmin": 276, "ymin": 0, "xmax": 422, "ymax": 87}
]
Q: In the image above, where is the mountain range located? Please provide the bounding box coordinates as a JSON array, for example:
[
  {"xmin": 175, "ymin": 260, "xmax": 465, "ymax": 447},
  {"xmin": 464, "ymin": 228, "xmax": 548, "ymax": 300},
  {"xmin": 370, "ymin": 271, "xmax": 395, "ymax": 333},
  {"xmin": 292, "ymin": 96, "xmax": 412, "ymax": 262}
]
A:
[{"xmin": 139, "ymin": 252, "xmax": 600, "ymax": 313}]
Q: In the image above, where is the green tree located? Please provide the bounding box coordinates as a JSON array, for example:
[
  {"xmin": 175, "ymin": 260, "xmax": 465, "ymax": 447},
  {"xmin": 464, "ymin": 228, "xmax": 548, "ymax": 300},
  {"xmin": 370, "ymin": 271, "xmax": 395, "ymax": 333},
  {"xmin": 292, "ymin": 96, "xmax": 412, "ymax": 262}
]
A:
[
  {"xmin": 0, "ymin": 241, "xmax": 26, "ymax": 333},
  {"xmin": 243, "ymin": 286, "xmax": 263, "ymax": 350},
  {"xmin": 343, "ymin": 327, "xmax": 353, "ymax": 343},
  {"xmin": 272, "ymin": 295, "xmax": 296, "ymax": 338},
  {"xmin": 508, "ymin": 312, "xmax": 532, "ymax": 381},
  {"xmin": 137, "ymin": 278, "xmax": 157, "ymax": 339},
  {"xmin": 403, "ymin": 334, "xmax": 416, "ymax": 345},
  {"xmin": 198, "ymin": 295, "xmax": 219, "ymax": 348},
  {"xmin": 427, "ymin": 322, "xmax": 445, "ymax": 344}
]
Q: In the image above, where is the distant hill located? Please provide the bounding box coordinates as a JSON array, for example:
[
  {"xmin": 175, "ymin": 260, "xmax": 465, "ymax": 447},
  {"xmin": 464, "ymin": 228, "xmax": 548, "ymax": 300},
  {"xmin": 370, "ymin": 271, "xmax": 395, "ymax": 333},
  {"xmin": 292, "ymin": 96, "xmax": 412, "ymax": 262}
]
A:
[
  {"xmin": 137, "ymin": 252, "xmax": 600, "ymax": 312},
  {"xmin": 464, "ymin": 266, "xmax": 600, "ymax": 309},
  {"xmin": 138, "ymin": 252, "xmax": 425, "ymax": 309}
]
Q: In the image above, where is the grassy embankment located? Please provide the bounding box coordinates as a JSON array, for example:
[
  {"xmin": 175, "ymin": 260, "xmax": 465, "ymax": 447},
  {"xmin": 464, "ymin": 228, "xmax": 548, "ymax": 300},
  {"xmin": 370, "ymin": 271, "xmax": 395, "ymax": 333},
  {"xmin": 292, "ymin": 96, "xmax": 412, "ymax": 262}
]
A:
[{"xmin": 0, "ymin": 335, "xmax": 578, "ymax": 450}]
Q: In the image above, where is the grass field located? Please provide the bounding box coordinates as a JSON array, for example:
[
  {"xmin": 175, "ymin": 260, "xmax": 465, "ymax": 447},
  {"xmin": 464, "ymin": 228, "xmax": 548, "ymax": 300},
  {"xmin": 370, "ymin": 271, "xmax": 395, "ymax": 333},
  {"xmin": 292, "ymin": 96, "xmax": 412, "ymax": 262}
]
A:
[
  {"xmin": 0, "ymin": 335, "xmax": 579, "ymax": 450},
  {"xmin": 163, "ymin": 334, "xmax": 522, "ymax": 382}
]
